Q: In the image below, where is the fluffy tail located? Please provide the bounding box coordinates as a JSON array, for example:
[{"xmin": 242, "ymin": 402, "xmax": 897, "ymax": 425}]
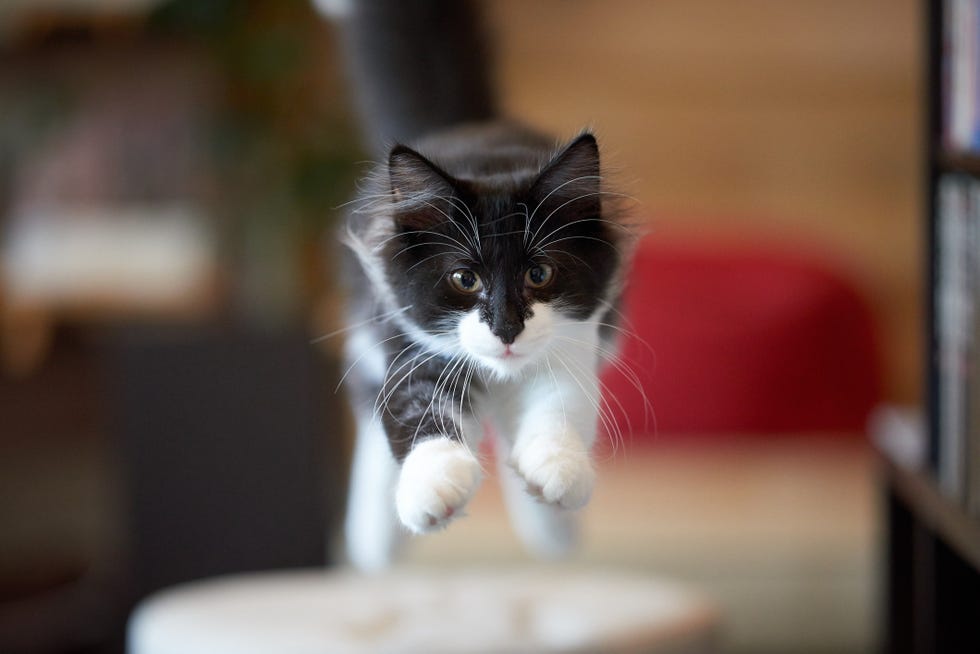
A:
[{"xmin": 324, "ymin": 0, "xmax": 497, "ymax": 153}]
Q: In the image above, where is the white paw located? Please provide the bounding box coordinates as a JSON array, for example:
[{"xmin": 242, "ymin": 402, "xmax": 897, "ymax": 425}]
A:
[
  {"xmin": 513, "ymin": 434, "xmax": 595, "ymax": 510},
  {"xmin": 395, "ymin": 437, "xmax": 482, "ymax": 534}
]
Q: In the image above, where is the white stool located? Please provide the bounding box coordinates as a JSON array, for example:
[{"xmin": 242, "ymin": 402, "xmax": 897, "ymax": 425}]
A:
[{"xmin": 128, "ymin": 566, "xmax": 720, "ymax": 653}]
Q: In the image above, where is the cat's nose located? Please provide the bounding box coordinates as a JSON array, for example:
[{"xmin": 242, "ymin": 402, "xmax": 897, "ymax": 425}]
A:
[
  {"xmin": 487, "ymin": 292, "xmax": 525, "ymax": 344},
  {"xmin": 491, "ymin": 321, "xmax": 523, "ymax": 345}
]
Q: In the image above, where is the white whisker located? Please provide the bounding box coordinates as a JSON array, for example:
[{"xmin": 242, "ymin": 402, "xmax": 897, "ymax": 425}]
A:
[{"xmin": 312, "ymin": 305, "xmax": 412, "ymax": 344}]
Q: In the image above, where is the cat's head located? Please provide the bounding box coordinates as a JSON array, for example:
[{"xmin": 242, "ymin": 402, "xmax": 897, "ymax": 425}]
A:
[{"xmin": 377, "ymin": 132, "xmax": 623, "ymax": 379}]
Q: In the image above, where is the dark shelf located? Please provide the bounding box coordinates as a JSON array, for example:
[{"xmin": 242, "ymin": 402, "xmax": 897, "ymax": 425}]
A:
[
  {"xmin": 883, "ymin": 457, "xmax": 980, "ymax": 572},
  {"xmin": 884, "ymin": 1, "xmax": 980, "ymax": 649},
  {"xmin": 937, "ymin": 150, "xmax": 980, "ymax": 176}
]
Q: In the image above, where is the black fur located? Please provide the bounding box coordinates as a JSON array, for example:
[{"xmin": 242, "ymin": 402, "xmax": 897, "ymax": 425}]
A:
[{"xmin": 344, "ymin": 123, "xmax": 623, "ymax": 461}]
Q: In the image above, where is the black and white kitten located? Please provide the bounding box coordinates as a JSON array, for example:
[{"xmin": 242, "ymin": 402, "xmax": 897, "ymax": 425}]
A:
[{"xmin": 341, "ymin": 122, "xmax": 627, "ymax": 571}]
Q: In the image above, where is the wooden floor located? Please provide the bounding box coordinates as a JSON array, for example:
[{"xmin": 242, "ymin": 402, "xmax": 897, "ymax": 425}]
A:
[{"xmin": 487, "ymin": 0, "xmax": 922, "ymax": 404}]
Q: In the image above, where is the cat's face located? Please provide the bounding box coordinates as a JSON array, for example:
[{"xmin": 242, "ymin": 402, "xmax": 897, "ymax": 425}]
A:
[{"xmin": 382, "ymin": 134, "xmax": 619, "ymax": 379}]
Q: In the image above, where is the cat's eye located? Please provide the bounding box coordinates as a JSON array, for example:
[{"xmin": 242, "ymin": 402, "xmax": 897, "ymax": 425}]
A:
[
  {"xmin": 449, "ymin": 269, "xmax": 483, "ymax": 294},
  {"xmin": 525, "ymin": 263, "xmax": 554, "ymax": 289}
]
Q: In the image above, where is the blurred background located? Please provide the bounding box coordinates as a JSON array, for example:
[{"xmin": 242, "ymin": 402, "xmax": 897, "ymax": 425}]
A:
[{"xmin": 0, "ymin": 1, "xmax": 924, "ymax": 653}]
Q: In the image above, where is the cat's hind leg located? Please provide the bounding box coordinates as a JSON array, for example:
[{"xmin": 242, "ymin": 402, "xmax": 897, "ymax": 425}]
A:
[{"xmin": 344, "ymin": 409, "xmax": 405, "ymax": 572}]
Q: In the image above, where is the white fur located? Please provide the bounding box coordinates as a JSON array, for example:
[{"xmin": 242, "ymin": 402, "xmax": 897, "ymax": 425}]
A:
[
  {"xmin": 395, "ymin": 437, "xmax": 483, "ymax": 534},
  {"xmin": 458, "ymin": 304, "xmax": 555, "ymax": 379},
  {"xmin": 345, "ymin": 300, "xmax": 606, "ymax": 569},
  {"xmin": 510, "ymin": 426, "xmax": 595, "ymax": 509},
  {"xmin": 344, "ymin": 411, "xmax": 404, "ymax": 572},
  {"xmin": 497, "ymin": 456, "xmax": 580, "ymax": 559},
  {"xmin": 490, "ymin": 309, "xmax": 600, "ymax": 523},
  {"xmin": 311, "ymin": 0, "xmax": 352, "ymax": 18},
  {"xmin": 343, "ymin": 327, "xmax": 388, "ymax": 384}
]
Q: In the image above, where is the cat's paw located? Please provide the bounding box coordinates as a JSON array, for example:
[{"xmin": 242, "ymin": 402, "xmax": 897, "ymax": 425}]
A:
[
  {"xmin": 513, "ymin": 435, "xmax": 595, "ymax": 510},
  {"xmin": 395, "ymin": 437, "xmax": 482, "ymax": 534}
]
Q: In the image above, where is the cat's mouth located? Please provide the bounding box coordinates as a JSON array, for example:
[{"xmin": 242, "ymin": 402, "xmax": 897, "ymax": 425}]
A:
[
  {"xmin": 497, "ymin": 342, "xmax": 535, "ymax": 362},
  {"xmin": 457, "ymin": 309, "xmax": 547, "ymax": 376},
  {"xmin": 465, "ymin": 344, "xmax": 533, "ymax": 377}
]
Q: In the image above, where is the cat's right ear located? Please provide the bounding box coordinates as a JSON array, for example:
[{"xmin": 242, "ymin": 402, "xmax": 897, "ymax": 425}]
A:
[
  {"xmin": 528, "ymin": 133, "xmax": 601, "ymax": 221},
  {"xmin": 388, "ymin": 145, "xmax": 458, "ymax": 230}
]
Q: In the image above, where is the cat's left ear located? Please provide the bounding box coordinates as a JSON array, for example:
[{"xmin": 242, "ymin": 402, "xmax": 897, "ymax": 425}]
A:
[
  {"xmin": 529, "ymin": 133, "xmax": 601, "ymax": 218},
  {"xmin": 388, "ymin": 145, "xmax": 453, "ymax": 202},
  {"xmin": 388, "ymin": 145, "xmax": 461, "ymax": 231}
]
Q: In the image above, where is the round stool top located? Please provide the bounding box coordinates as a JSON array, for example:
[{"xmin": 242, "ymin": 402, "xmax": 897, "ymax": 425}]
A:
[{"xmin": 129, "ymin": 566, "xmax": 719, "ymax": 654}]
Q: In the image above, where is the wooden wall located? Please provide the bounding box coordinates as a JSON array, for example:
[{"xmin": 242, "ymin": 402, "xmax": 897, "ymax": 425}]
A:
[{"xmin": 489, "ymin": 0, "xmax": 922, "ymax": 404}]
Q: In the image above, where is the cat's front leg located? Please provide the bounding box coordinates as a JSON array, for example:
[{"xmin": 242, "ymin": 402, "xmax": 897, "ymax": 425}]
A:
[
  {"xmin": 509, "ymin": 368, "xmax": 598, "ymax": 510},
  {"xmin": 380, "ymin": 352, "xmax": 483, "ymax": 534},
  {"xmin": 512, "ymin": 423, "xmax": 595, "ymax": 510},
  {"xmin": 395, "ymin": 435, "xmax": 481, "ymax": 533}
]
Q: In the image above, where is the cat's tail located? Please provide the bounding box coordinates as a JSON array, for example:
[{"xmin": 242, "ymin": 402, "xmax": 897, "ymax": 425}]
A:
[{"xmin": 319, "ymin": 0, "xmax": 497, "ymax": 154}]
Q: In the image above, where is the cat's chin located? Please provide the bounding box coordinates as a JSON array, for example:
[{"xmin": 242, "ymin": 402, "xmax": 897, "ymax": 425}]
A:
[{"xmin": 471, "ymin": 351, "xmax": 536, "ymax": 380}]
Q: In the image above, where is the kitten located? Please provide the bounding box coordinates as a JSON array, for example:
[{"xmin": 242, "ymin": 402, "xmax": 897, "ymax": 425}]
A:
[{"xmin": 341, "ymin": 122, "xmax": 628, "ymax": 571}]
